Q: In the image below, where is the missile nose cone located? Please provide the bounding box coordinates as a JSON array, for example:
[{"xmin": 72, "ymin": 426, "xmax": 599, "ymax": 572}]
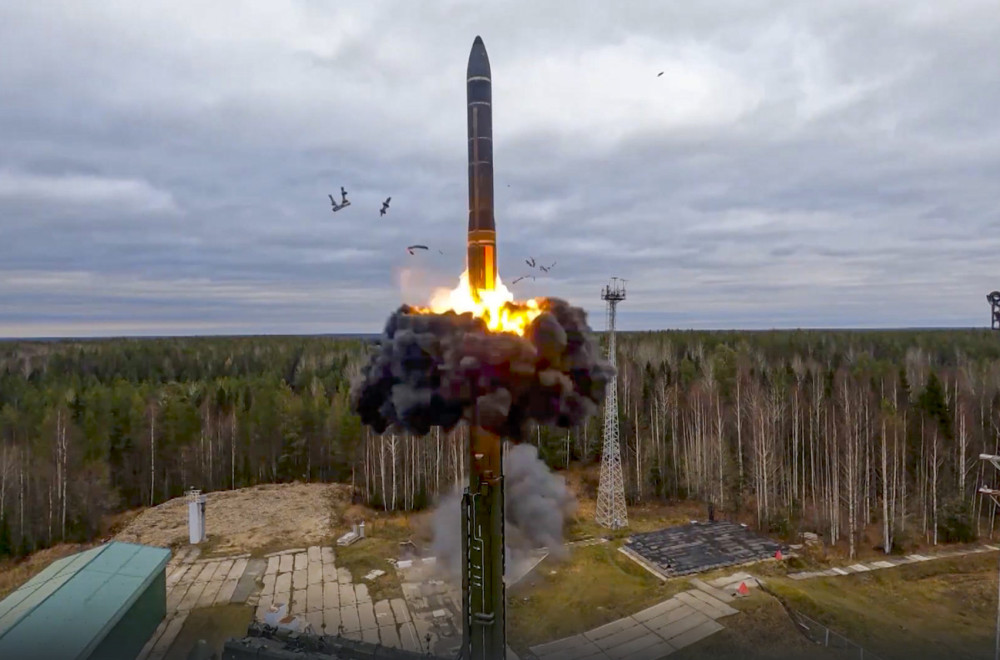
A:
[{"xmin": 468, "ymin": 36, "xmax": 491, "ymax": 79}]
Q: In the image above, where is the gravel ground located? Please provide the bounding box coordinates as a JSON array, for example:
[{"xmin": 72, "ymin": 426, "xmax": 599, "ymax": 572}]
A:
[{"xmin": 115, "ymin": 482, "xmax": 350, "ymax": 554}]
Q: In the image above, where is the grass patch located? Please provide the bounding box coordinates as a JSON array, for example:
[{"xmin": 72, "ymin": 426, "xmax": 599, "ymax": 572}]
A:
[
  {"xmin": 766, "ymin": 552, "xmax": 999, "ymax": 660},
  {"xmin": 507, "ymin": 541, "xmax": 689, "ymax": 652},
  {"xmin": 163, "ymin": 604, "xmax": 253, "ymax": 660},
  {"xmin": 333, "ymin": 516, "xmax": 414, "ymax": 603},
  {"xmin": 670, "ymin": 590, "xmax": 852, "ymax": 660}
]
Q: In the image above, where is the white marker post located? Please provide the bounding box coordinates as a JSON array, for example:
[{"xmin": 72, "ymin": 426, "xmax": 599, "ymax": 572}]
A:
[{"xmin": 188, "ymin": 488, "xmax": 206, "ymax": 545}]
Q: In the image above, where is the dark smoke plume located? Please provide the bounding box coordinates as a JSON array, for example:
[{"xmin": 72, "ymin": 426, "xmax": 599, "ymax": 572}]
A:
[
  {"xmin": 349, "ymin": 298, "xmax": 614, "ymax": 440},
  {"xmin": 430, "ymin": 443, "xmax": 577, "ymax": 580}
]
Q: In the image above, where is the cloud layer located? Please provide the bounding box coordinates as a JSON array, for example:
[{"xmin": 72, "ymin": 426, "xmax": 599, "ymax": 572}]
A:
[{"xmin": 2, "ymin": 0, "xmax": 998, "ymax": 336}]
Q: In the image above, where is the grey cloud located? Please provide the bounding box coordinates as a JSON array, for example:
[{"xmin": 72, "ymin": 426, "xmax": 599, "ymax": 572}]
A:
[{"xmin": 1, "ymin": 0, "xmax": 998, "ymax": 336}]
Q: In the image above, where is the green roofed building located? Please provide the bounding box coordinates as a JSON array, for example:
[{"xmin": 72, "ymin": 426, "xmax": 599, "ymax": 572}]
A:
[{"xmin": 0, "ymin": 541, "xmax": 171, "ymax": 660}]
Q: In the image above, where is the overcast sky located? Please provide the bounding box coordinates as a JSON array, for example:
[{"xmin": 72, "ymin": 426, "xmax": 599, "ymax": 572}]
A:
[{"xmin": 1, "ymin": 1, "xmax": 998, "ymax": 337}]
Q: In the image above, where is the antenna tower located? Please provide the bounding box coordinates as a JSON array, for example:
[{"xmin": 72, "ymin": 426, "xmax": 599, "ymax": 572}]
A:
[
  {"xmin": 596, "ymin": 277, "xmax": 628, "ymax": 529},
  {"xmin": 989, "ymin": 291, "xmax": 1000, "ymax": 330}
]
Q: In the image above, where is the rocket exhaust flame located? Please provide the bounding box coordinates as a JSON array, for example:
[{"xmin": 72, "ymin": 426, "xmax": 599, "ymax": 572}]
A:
[{"xmin": 411, "ymin": 271, "xmax": 542, "ymax": 336}]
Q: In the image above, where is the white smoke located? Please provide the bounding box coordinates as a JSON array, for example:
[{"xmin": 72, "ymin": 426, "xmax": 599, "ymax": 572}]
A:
[{"xmin": 429, "ymin": 442, "xmax": 577, "ymax": 582}]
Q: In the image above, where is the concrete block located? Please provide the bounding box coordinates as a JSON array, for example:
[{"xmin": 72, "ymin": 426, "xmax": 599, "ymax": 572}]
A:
[
  {"xmin": 390, "ymin": 598, "xmax": 411, "ymax": 623},
  {"xmin": 584, "ymin": 616, "xmax": 639, "ymax": 642},
  {"xmin": 688, "ymin": 589, "xmax": 738, "ymax": 616},
  {"xmin": 362, "ymin": 626, "xmax": 380, "ymax": 644},
  {"xmin": 690, "ymin": 578, "xmax": 735, "ymax": 602},
  {"xmin": 358, "ymin": 599, "xmax": 378, "ymax": 630},
  {"xmin": 292, "ymin": 588, "xmax": 307, "ymax": 615},
  {"xmin": 294, "ymin": 552, "xmax": 308, "ymax": 571},
  {"xmin": 323, "ymin": 607, "xmax": 341, "ymax": 633},
  {"xmin": 308, "ymin": 560, "xmax": 323, "ymax": 585},
  {"xmin": 292, "ymin": 569, "xmax": 307, "ymax": 590},
  {"xmin": 339, "ymin": 583, "xmax": 357, "ymax": 607},
  {"xmin": 307, "ymin": 546, "xmax": 322, "ymax": 562},
  {"xmin": 642, "ymin": 604, "xmax": 698, "ymax": 632},
  {"xmin": 279, "ymin": 554, "xmax": 294, "ymax": 573},
  {"xmin": 355, "ymin": 583, "xmax": 371, "ymax": 604},
  {"xmin": 337, "ymin": 567, "xmax": 352, "ymax": 584},
  {"xmin": 323, "ymin": 581, "xmax": 340, "ymax": 610},
  {"xmin": 323, "ymin": 563, "xmax": 338, "ymax": 583},
  {"xmin": 215, "ymin": 579, "xmax": 239, "ymax": 606},
  {"xmin": 307, "ymin": 583, "xmax": 324, "ymax": 612},
  {"xmin": 265, "ymin": 556, "xmax": 280, "ymax": 576},
  {"xmin": 197, "ymin": 580, "xmax": 225, "ymax": 608},
  {"xmin": 399, "ymin": 621, "xmax": 421, "ymax": 652},
  {"xmin": 605, "ymin": 632, "xmax": 664, "ymax": 660},
  {"xmin": 305, "ymin": 610, "xmax": 324, "ymax": 634},
  {"xmin": 650, "ymin": 611, "xmax": 709, "ymax": 641},
  {"xmin": 226, "ymin": 558, "xmax": 249, "ymax": 582},
  {"xmin": 177, "ymin": 581, "xmax": 207, "ymax": 611},
  {"xmin": 340, "ymin": 605, "xmax": 361, "ymax": 633},
  {"xmin": 632, "ymin": 598, "xmax": 683, "ymax": 623},
  {"xmin": 321, "ymin": 547, "xmax": 336, "ymax": 564},
  {"xmin": 262, "ymin": 573, "xmax": 276, "ymax": 596},
  {"xmin": 667, "ymin": 618, "xmax": 724, "ymax": 650},
  {"xmin": 374, "ymin": 599, "xmax": 395, "ymax": 625},
  {"xmin": 380, "ymin": 624, "xmax": 401, "ymax": 648},
  {"xmin": 593, "ymin": 623, "xmax": 653, "ymax": 651},
  {"xmin": 275, "ymin": 572, "xmax": 292, "ymax": 595}
]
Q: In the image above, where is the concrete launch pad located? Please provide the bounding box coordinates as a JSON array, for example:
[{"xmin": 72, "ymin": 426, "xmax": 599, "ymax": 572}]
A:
[{"xmin": 623, "ymin": 521, "xmax": 784, "ymax": 577}]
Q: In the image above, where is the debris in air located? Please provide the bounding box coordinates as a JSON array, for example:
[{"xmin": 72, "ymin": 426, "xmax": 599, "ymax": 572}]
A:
[
  {"xmin": 380, "ymin": 197, "xmax": 391, "ymax": 216},
  {"xmin": 539, "ymin": 261, "xmax": 557, "ymax": 273},
  {"xmin": 406, "ymin": 245, "xmax": 429, "ymax": 255},
  {"xmin": 525, "ymin": 257, "xmax": 536, "ymax": 268},
  {"xmin": 512, "ymin": 275, "xmax": 535, "ymax": 284},
  {"xmin": 328, "ymin": 187, "xmax": 351, "ymax": 213},
  {"xmin": 657, "ymin": 71, "xmax": 664, "ymax": 77}
]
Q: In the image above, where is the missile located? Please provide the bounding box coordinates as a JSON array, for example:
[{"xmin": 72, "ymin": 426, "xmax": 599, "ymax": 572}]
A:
[{"xmin": 467, "ymin": 35, "xmax": 496, "ymax": 299}]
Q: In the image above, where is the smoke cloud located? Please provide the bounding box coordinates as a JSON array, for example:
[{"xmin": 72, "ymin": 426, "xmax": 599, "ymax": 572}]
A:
[
  {"xmin": 430, "ymin": 443, "xmax": 577, "ymax": 580},
  {"xmin": 350, "ymin": 297, "xmax": 614, "ymax": 440}
]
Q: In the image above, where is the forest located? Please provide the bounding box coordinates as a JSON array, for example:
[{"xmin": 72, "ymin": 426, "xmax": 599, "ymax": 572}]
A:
[{"xmin": 2, "ymin": 328, "xmax": 1000, "ymax": 560}]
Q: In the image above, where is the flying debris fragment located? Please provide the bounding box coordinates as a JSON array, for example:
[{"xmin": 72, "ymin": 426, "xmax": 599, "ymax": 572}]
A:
[
  {"xmin": 525, "ymin": 257, "xmax": 536, "ymax": 268},
  {"xmin": 328, "ymin": 187, "xmax": 351, "ymax": 213},
  {"xmin": 657, "ymin": 71, "xmax": 664, "ymax": 77},
  {"xmin": 380, "ymin": 197, "xmax": 391, "ymax": 216},
  {"xmin": 539, "ymin": 261, "xmax": 557, "ymax": 273},
  {"xmin": 406, "ymin": 245, "xmax": 429, "ymax": 255},
  {"xmin": 512, "ymin": 275, "xmax": 535, "ymax": 284}
]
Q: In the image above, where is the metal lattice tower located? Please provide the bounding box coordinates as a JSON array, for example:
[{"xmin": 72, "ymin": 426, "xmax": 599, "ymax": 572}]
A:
[
  {"xmin": 989, "ymin": 291, "xmax": 1000, "ymax": 330},
  {"xmin": 596, "ymin": 277, "xmax": 628, "ymax": 530}
]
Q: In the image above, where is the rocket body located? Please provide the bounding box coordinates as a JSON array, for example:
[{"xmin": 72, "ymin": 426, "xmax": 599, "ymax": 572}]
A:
[
  {"xmin": 462, "ymin": 37, "xmax": 507, "ymax": 660},
  {"xmin": 467, "ymin": 36, "xmax": 496, "ymax": 298}
]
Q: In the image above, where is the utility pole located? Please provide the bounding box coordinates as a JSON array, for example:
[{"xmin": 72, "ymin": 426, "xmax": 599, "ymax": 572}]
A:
[{"xmin": 978, "ymin": 453, "xmax": 1000, "ymax": 660}]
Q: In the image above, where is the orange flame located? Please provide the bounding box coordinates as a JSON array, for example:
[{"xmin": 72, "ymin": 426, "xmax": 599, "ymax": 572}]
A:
[{"xmin": 411, "ymin": 271, "xmax": 542, "ymax": 336}]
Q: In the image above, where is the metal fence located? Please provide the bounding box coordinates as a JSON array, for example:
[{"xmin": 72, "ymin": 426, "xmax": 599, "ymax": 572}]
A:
[{"xmin": 787, "ymin": 608, "xmax": 886, "ymax": 660}]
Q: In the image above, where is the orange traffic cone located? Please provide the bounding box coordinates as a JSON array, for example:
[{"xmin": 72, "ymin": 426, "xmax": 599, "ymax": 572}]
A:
[
  {"xmin": 737, "ymin": 582, "xmax": 750, "ymax": 596},
  {"xmin": 775, "ymin": 549, "xmax": 783, "ymax": 560}
]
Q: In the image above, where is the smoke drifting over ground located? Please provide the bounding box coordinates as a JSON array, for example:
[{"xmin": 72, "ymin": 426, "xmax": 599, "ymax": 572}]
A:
[
  {"xmin": 430, "ymin": 443, "xmax": 577, "ymax": 580},
  {"xmin": 350, "ymin": 297, "xmax": 614, "ymax": 440}
]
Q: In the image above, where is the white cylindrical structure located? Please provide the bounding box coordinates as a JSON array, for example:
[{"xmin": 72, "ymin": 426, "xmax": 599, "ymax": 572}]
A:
[
  {"xmin": 188, "ymin": 489, "xmax": 206, "ymax": 544},
  {"xmin": 359, "ymin": 521, "xmax": 365, "ymax": 539}
]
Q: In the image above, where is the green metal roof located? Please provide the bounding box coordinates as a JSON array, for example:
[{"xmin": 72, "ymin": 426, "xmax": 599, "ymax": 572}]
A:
[{"xmin": 0, "ymin": 541, "xmax": 170, "ymax": 659}]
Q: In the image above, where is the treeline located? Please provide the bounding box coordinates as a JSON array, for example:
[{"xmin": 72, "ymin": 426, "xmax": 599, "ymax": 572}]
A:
[{"xmin": 2, "ymin": 329, "xmax": 1000, "ymax": 560}]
